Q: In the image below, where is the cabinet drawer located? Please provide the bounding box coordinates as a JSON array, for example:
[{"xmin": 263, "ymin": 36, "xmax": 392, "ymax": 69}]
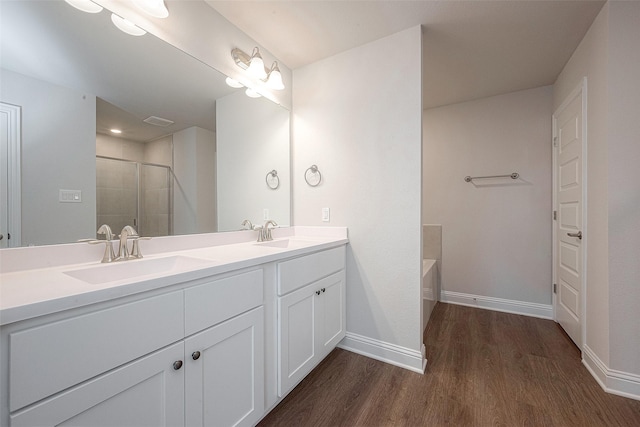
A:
[
  {"xmin": 277, "ymin": 246, "xmax": 345, "ymax": 295},
  {"xmin": 184, "ymin": 269, "xmax": 263, "ymax": 336},
  {"xmin": 9, "ymin": 291, "xmax": 184, "ymax": 412}
]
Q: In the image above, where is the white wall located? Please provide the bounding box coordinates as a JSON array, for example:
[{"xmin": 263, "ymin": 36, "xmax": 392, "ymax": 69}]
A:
[
  {"xmin": 292, "ymin": 26, "xmax": 423, "ymax": 368},
  {"xmin": 606, "ymin": 0, "xmax": 640, "ymax": 377},
  {"xmin": 553, "ymin": 1, "xmax": 610, "ymax": 366},
  {"xmin": 423, "ymin": 86, "xmax": 553, "ymax": 308},
  {"xmin": 0, "ymin": 69, "xmax": 96, "ymax": 246},
  {"xmin": 173, "ymin": 127, "xmax": 216, "ymax": 235},
  {"xmin": 216, "ymin": 91, "xmax": 290, "ymax": 231}
]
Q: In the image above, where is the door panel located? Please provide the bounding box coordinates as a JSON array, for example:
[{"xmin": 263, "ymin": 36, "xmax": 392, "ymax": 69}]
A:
[
  {"xmin": 554, "ymin": 84, "xmax": 584, "ymax": 348},
  {"xmin": 11, "ymin": 343, "xmax": 185, "ymax": 427}
]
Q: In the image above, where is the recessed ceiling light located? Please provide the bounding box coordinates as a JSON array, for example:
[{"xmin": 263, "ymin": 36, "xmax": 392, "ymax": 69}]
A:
[{"xmin": 110, "ymin": 129, "xmax": 122, "ymax": 134}]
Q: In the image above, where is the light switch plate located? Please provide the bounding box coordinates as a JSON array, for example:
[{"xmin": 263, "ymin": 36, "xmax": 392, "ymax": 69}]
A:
[
  {"xmin": 59, "ymin": 189, "xmax": 82, "ymax": 203},
  {"xmin": 263, "ymin": 208, "xmax": 269, "ymax": 220},
  {"xmin": 322, "ymin": 207, "xmax": 330, "ymax": 222}
]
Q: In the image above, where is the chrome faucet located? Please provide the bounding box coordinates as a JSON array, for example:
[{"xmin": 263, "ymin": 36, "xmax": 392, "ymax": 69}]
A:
[
  {"xmin": 241, "ymin": 219, "xmax": 254, "ymax": 230},
  {"xmin": 117, "ymin": 225, "xmax": 138, "ymax": 260},
  {"xmin": 262, "ymin": 220, "xmax": 278, "ymax": 241}
]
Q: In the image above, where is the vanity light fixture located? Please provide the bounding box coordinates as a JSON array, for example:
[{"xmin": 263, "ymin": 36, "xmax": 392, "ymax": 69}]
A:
[
  {"xmin": 232, "ymin": 47, "xmax": 284, "ymax": 90},
  {"xmin": 111, "ymin": 13, "xmax": 146, "ymax": 36},
  {"xmin": 245, "ymin": 88, "xmax": 262, "ymax": 98},
  {"xmin": 225, "ymin": 77, "xmax": 244, "ymax": 89},
  {"xmin": 265, "ymin": 62, "xmax": 284, "ymax": 90},
  {"xmin": 132, "ymin": 0, "xmax": 169, "ymax": 19},
  {"xmin": 64, "ymin": 0, "xmax": 103, "ymax": 14}
]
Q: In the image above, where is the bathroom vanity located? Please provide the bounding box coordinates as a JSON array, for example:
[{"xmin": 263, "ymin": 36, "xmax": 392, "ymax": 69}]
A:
[{"xmin": 0, "ymin": 227, "xmax": 348, "ymax": 426}]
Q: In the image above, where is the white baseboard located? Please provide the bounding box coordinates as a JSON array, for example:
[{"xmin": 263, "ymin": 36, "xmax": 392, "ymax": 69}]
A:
[
  {"xmin": 582, "ymin": 345, "xmax": 640, "ymax": 401},
  {"xmin": 441, "ymin": 290, "xmax": 553, "ymax": 319},
  {"xmin": 337, "ymin": 332, "xmax": 426, "ymax": 374}
]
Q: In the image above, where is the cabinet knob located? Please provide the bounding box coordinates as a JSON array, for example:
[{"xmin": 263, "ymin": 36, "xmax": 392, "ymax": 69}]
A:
[
  {"xmin": 173, "ymin": 360, "xmax": 183, "ymax": 370},
  {"xmin": 321, "ymin": 288, "xmax": 326, "ymax": 293},
  {"xmin": 315, "ymin": 290, "xmax": 321, "ymax": 296},
  {"xmin": 192, "ymin": 351, "xmax": 201, "ymax": 360}
]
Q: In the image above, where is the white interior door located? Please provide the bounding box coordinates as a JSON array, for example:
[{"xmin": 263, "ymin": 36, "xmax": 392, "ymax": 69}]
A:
[
  {"xmin": 553, "ymin": 81, "xmax": 586, "ymax": 349},
  {"xmin": 0, "ymin": 102, "xmax": 21, "ymax": 248}
]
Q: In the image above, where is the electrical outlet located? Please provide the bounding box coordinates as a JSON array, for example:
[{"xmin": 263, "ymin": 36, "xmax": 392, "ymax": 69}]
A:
[
  {"xmin": 263, "ymin": 209, "xmax": 269, "ymax": 220},
  {"xmin": 322, "ymin": 207, "xmax": 330, "ymax": 222}
]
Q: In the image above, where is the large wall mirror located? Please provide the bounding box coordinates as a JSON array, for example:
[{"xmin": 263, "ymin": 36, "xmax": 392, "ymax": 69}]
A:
[{"xmin": 0, "ymin": 0, "xmax": 290, "ymax": 247}]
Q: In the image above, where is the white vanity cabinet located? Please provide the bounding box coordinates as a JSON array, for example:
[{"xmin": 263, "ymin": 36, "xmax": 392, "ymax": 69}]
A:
[
  {"xmin": 2, "ymin": 269, "xmax": 265, "ymax": 427},
  {"xmin": 184, "ymin": 270, "xmax": 265, "ymax": 427},
  {"xmin": 277, "ymin": 246, "xmax": 346, "ymax": 397}
]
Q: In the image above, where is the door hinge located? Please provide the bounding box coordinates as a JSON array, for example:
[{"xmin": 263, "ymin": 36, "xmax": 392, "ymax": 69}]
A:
[
  {"xmin": 553, "ymin": 210, "xmax": 557, "ymax": 220},
  {"xmin": 553, "ymin": 283, "xmax": 557, "ymax": 294},
  {"xmin": 553, "ymin": 136, "xmax": 558, "ymax": 147}
]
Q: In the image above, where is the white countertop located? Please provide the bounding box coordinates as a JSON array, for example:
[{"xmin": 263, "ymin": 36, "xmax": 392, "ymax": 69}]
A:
[{"xmin": 0, "ymin": 227, "xmax": 348, "ymax": 326}]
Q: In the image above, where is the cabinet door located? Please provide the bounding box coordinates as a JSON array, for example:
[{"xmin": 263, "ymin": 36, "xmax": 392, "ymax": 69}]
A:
[
  {"xmin": 277, "ymin": 283, "xmax": 319, "ymax": 397},
  {"xmin": 317, "ymin": 271, "xmax": 346, "ymax": 358},
  {"xmin": 185, "ymin": 307, "xmax": 264, "ymax": 427},
  {"xmin": 11, "ymin": 343, "xmax": 185, "ymax": 427}
]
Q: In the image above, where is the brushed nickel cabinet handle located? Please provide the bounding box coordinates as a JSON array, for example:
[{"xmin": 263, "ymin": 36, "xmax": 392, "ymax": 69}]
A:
[
  {"xmin": 192, "ymin": 351, "xmax": 201, "ymax": 361},
  {"xmin": 173, "ymin": 360, "xmax": 183, "ymax": 370}
]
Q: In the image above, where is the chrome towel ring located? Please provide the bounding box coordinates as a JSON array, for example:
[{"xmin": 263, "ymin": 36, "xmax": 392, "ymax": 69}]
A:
[
  {"xmin": 266, "ymin": 170, "xmax": 279, "ymax": 189},
  {"xmin": 305, "ymin": 165, "xmax": 322, "ymax": 187}
]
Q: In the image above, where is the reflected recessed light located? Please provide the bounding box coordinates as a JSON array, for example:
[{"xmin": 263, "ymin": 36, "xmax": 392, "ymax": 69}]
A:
[
  {"xmin": 225, "ymin": 77, "xmax": 244, "ymax": 89},
  {"xmin": 64, "ymin": 0, "xmax": 103, "ymax": 14},
  {"xmin": 110, "ymin": 129, "xmax": 122, "ymax": 134},
  {"xmin": 111, "ymin": 13, "xmax": 146, "ymax": 36}
]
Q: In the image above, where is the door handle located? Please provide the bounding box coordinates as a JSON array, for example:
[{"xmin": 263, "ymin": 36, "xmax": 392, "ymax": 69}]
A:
[{"xmin": 567, "ymin": 231, "xmax": 582, "ymax": 240}]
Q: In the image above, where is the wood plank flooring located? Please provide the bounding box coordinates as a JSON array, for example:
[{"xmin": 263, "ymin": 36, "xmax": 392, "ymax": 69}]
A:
[{"xmin": 259, "ymin": 303, "xmax": 640, "ymax": 426}]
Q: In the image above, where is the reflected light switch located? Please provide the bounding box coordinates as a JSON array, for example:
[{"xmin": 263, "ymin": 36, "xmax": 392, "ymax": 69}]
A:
[{"xmin": 59, "ymin": 189, "xmax": 82, "ymax": 203}]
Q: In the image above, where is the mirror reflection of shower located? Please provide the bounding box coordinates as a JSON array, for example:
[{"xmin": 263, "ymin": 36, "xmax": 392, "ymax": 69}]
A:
[{"xmin": 96, "ymin": 157, "xmax": 172, "ymax": 238}]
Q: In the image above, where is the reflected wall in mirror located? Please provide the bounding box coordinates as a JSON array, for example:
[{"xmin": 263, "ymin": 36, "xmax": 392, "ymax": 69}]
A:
[{"xmin": 0, "ymin": 0, "xmax": 290, "ymax": 247}]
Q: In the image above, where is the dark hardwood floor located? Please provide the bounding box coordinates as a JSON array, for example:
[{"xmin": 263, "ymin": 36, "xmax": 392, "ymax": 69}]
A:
[{"xmin": 259, "ymin": 303, "xmax": 640, "ymax": 426}]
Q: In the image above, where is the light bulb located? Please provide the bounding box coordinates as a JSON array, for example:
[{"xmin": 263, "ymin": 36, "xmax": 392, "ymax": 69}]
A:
[
  {"xmin": 266, "ymin": 63, "xmax": 284, "ymax": 90},
  {"xmin": 64, "ymin": 0, "xmax": 103, "ymax": 14},
  {"xmin": 247, "ymin": 48, "xmax": 267, "ymax": 80},
  {"xmin": 111, "ymin": 14, "xmax": 146, "ymax": 36},
  {"xmin": 245, "ymin": 88, "xmax": 262, "ymax": 98},
  {"xmin": 225, "ymin": 77, "xmax": 244, "ymax": 88},
  {"xmin": 132, "ymin": 0, "xmax": 169, "ymax": 18}
]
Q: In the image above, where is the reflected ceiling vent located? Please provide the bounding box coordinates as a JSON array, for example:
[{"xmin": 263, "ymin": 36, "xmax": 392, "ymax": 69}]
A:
[{"xmin": 143, "ymin": 116, "xmax": 174, "ymax": 127}]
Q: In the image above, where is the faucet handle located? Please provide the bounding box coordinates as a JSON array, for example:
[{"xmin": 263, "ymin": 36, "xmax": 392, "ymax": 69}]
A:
[
  {"xmin": 87, "ymin": 239, "xmax": 116, "ymax": 263},
  {"xmin": 131, "ymin": 236, "xmax": 151, "ymax": 259},
  {"xmin": 253, "ymin": 225, "xmax": 265, "ymax": 242}
]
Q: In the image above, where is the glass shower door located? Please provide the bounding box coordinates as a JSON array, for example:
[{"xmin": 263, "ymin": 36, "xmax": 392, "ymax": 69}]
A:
[
  {"xmin": 96, "ymin": 157, "xmax": 138, "ymax": 236},
  {"xmin": 96, "ymin": 157, "xmax": 172, "ymax": 238}
]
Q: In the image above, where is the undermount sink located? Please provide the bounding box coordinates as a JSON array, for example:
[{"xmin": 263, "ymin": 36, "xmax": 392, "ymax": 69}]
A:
[
  {"xmin": 64, "ymin": 256, "xmax": 213, "ymax": 285},
  {"xmin": 254, "ymin": 238, "xmax": 318, "ymax": 249}
]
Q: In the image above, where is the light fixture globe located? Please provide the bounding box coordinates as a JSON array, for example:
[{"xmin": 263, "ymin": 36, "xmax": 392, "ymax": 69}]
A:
[
  {"xmin": 111, "ymin": 14, "xmax": 147, "ymax": 36},
  {"xmin": 64, "ymin": 0, "xmax": 103, "ymax": 14},
  {"xmin": 266, "ymin": 62, "xmax": 284, "ymax": 90},
  {"xmin": 133, "ymin": 0, "xmax": 169, "ymax": 18},
  {"xmin": 247, "ymin": 48, "xmax": 267, "ymax": 80},
  {"xmin": 225, "ymin": 77, "xmax": 244, "ymax": 88},
  {"xmin": 245, "ymin": 88, "xmax": 262, "ymax": 98}
]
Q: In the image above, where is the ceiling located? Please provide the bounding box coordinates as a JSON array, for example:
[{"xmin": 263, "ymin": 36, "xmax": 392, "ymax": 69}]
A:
[{"xmin": 205, "ymin": 0, "xmax": 605, "ymax": 109}]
